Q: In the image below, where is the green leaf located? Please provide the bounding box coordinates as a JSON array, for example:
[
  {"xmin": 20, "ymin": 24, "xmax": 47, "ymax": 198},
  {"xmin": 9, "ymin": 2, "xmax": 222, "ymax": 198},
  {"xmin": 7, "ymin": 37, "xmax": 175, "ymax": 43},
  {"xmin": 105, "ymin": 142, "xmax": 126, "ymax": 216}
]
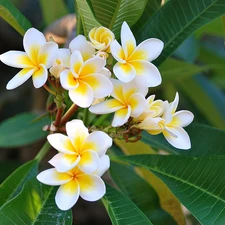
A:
[
  {"xmin": 142, "ymin": 123, "xmax": 225, "ymax": 156},
  {"xmin": 103, "ymin": 184, "xmax": 153, "ymax": 225},
  {"xmin": 0, "ymin": 178, "xmax": 72, "ymax": 225},
  {"xmin": 136, "ymin": 0, "xmax": 225, "ymax": 65},
  {"xmin": 90, "ymin": 0, "xmax": 147, "ymax": 38},
  {"xmin": 0, "ymin": 113, "xmax": 50, "ymax": 148},
  {"xmin": 121, "ymin": 154, "xmax": 225, "ymax": 225},
  {"xmin": 0, "ymin": 0, "xmax": 32, "ymax": 35},
  {"xmin": 0, "ymin": 160, "xmax": 38, "ymax": 207},
  {"xmin": 110, "ymin": 162, "xmax": 178, "ymax": 225},
  {"xmin": 76, "ymin": 0, "xmax": 101, "ymax": 37},
  {"xmin": 39, "ymin": 0, "xmax": 69, "ymax": 25}
]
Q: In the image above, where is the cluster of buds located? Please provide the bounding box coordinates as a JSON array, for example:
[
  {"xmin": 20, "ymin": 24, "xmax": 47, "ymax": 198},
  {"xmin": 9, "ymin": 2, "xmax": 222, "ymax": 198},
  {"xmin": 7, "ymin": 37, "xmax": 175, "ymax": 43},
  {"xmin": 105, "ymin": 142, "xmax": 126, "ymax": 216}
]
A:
[{"xmin": 0, "ymin": 21, "xmax": 194, "ymax": 210}]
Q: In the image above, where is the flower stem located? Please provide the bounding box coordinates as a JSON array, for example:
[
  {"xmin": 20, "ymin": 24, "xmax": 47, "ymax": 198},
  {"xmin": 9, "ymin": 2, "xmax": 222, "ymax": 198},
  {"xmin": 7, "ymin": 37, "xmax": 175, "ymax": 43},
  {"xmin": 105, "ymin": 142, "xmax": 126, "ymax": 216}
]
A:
[
  {"xmin": 43, "ymin": 84, "xmax": 56, "ymax": 95},
  {"xmin": 54, "ymin": 107, "xmax": 64, "ymax": 127},
  {"xmin": 60, "ymin": 104, "xmax": 79, "ymax": 125},
  {"xmin": 35, "ymin": 141, "xmax": 51, "ymax": 162}
]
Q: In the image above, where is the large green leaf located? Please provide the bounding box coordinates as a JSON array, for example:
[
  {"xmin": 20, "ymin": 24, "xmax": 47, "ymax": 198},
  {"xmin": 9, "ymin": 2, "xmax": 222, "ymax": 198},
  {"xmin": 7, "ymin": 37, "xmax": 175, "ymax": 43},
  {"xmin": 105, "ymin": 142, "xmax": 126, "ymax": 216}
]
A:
[
  {"xmin": 0, "ymin": 113, "xmax": 49, "ymax": 148},
  {"xmin": 90, "ymin": 0, "xmax": 147, "ymax": 38},
  {"xmin": 142, "ymin": 123, "xmax": 225, "ymax": 156},
  {"xmin": 0, "ymin": 160, "xmax": 38, "ymax": 207},
  {"xmin": 121, "ymin": 154, "xmax": 225, "ymax": 225},
  {"xmin": 0, "ymin": 0, "xmax": 32, "ymax": 35},
  {"xmin": 110, "ymin": 162, "xmax": 177, "ymax": 225},
  {"xmin": 0, "ymin": 178, "xmax": 72, "ymax": 225},
  {"xmin": 136, "ymin": 0, "xmax": 225, "ymax": 66},
  {"xmin": 103, "ymin": 184, "xmax": 153, "ymax": 225}
]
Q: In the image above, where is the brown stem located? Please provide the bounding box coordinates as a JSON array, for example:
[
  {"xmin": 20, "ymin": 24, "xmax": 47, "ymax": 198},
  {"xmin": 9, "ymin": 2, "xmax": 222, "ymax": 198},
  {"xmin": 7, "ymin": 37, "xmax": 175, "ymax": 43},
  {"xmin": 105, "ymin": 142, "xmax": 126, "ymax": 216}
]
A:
[
  {"xmin": 43, "ymin": 84, "xmax": 56, "ymax": 95},
  {"xmin": 60, "ymin": 104, "xmax": 79, "ymax": 125},
  {"xmin": 54, "ymin": 107, "xmax": 64, "ymax": 127}
]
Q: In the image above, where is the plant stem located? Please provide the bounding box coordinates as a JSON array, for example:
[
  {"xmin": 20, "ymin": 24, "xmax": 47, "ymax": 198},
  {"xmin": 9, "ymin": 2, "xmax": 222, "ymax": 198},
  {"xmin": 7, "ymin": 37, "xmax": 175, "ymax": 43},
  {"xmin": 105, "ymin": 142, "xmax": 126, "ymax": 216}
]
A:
[
  {"xmin": 60, "ymin": 104, "xmax": 79, "ymax": 125},
  {"xmin": 83, "ymin": 108, "xmax": 90, "ymax": 126},
  {"xmin": 54, "ymin": 107, "xmax": 64, "ymax": 127},
  {"xmin": 35, "ymin": 141, "xmax": 51, "ymax": 162},
  {"xmin": 43, "ymin": 84, "xmax": 56, "ymax": 95}
]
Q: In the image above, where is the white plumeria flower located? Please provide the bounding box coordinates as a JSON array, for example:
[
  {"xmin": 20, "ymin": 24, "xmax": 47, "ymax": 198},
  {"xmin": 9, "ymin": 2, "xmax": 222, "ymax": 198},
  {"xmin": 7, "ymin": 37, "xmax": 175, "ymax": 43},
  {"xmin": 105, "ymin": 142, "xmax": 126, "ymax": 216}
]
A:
[
  {"xmin": 89, "ymin": 26, "xmax": 115, "ymax": 53},
  {"xmin": 60, "ymin": 50, "xmax": 113, "ymax": 108},
  {"xmin": 110, "ymin": 21, "xmax": 163, "ymax": 87},
  {"xmin": 37, "ymin": 155, "xmax": 109, "ymax": 211},
  {"xmin": 0, "ymin": 28, "xmax": 58, "ymax": 89},
  {"xmin": 89, "ymin": 79, "xmax": 148, "ymax": 127},
  {"xmin": 47, "ymin": 119, "xmax": 112, "ymax": 173},
  {"xmin": 49, "ymin": 48, "xmax": 70, "ymax": 78}
]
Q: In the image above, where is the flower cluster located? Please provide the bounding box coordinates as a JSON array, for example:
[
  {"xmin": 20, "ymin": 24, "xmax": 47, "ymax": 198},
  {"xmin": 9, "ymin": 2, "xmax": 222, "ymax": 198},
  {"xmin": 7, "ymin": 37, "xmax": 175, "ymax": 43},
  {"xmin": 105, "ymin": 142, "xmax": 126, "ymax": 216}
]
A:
[{"xmin": 0, "ymin": 21, "xmax": 194, "ymax": 210}]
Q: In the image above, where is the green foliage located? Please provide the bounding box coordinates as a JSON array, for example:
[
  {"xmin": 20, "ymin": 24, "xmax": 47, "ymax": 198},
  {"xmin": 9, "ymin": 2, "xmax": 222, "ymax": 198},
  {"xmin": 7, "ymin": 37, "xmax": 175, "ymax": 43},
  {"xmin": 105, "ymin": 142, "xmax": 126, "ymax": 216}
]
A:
[
  {"xmin": 121, "ymin": 154, "xmax": 225, "ymax": 225},
  {"xmin": 0, "ymin": 178, "xmax": 72, "ymax": 225},
  {"xmin": 0, "ymin": 0, "xmax": 31, "ymax": 35},
  {"xmin": 0, "ymin": 113, "xmax": 49, "ymax": 148}
]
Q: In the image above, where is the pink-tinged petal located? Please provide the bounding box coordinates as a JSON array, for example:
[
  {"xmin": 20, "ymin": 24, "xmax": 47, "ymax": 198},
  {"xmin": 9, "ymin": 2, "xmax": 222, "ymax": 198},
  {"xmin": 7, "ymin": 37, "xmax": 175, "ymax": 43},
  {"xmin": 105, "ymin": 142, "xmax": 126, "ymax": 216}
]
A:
[
  {"xmin": 23, "ymin": 28, "xmax": 46, "ymax": 62},
  {"xmin": 70, "ymin": 50, "xmax": 83, "ymax": 75},
  {"xmin": 128, "ymin": 93, "xmax": 147, "ymax": 117},
  {"xmin": 129, "ymin": 38, "xmax": 164, "ymax": 61},
  {"xmin": 69, "ymin": 35, "xmax": 95, "ymax": 61},
  {"xmin": 99, "ymin": 67, "xmax": 111, "ymax": 78},
  {"xmin": 60, "ymin": 69, "xmax": 79, "ymax": 90},
  {"xmin": 78, "ymin": 174, "xmax": 105, "ymax": 201},
  {"xmin": 172, "ymin": 110, "xmax": 194, "ymax": 127},
  {"xmin": 57, "ymin": 48, "xmax": 70, "ymax": 67},
  {"xmin": 49, "ymin": 153, "xmax": 80, "ymax": 172},
  {"xmin": 170, "ymin": 92, "xmax": 179, "ymax": 114},
  {"xmin": 78, "ymin": 150, "xmax": 100, "ymax": 174},
  {"xmin": 130, "ymin": 60, "xmax": 161, "ymax": 87},
  {"xmin": 94, "ymin": 155, "xmax": 110, "ymax": 176},
  {"xmin": 55, "ymin": 179, "xmax": 80, "ymax": 210},
  {"xmin": 163, "ymin": 126, "xmax": 191, "ymax": 150},
  {"xmin": 113, "ymin": 62, "xmax": 136, "ymax": 83},
  {"xmin": 68, "ymin": 81, "xmax": 93, "ymax": 107},
  {"xmin": 6, "ymin": 67, "xmax": 36, "ymax": 90},
  {"xmin": 32, "ymin": 64, "xmax": 48, "ymax": 88},
  {"xmin": 38, "ymin": 42, "xmax": 58, "ymax": 68},
  {"xmin": 112, "ymin": 105, "xmax": 131, "ymax": 127},
  {"xmin": 121, "ymin": 21, "xmax": 136, "ymax": 58},
  {"xmin": 37, "ymin": 168, "xmax": 72, "ymax": 186},
  {"xmin": 0, "ymin": 51, "xmax": 34, "ymax": 68},
  {"xmin": 79, "ymin": 56, "xmax": 106, "ymax": 76},
  {"xmin": 82, "ymin": 131, "xmax": 112, "ymax": 156},
  {"xmin": 47, "ymin": 133, "xmax": 76, "ymax": 154},
  {"xmin": 110, "ymin": 40, "xmax": 126, "ymax": 63},
  {"xmin": 89, "ymin": 99, "xmax": 124, "ymax": 114},
  {"xmin": 80, "ymin": 74, "xmax": 113, "ymax": 98}
]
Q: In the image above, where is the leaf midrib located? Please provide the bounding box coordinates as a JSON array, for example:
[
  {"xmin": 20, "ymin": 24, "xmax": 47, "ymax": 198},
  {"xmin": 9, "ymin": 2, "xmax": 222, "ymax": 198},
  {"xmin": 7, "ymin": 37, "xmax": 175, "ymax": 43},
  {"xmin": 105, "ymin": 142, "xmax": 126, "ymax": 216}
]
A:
[{"xmin": 109, "ymin": 0, "xmax": 121, "ymax": 30}]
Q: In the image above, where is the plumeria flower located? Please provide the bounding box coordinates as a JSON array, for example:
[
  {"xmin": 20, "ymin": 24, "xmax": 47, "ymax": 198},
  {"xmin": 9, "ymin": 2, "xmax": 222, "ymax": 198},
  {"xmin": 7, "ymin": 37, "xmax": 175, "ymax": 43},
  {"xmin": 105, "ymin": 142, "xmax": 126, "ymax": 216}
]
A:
[
  {"xmin": 49, "ymin": 48, "xmax": 70, "ymax": 78},
  {"xmin": 89, "ymin": 26, "xmax": 115, "ymax": 53},
  {"xmin": 110, "ymin": 21, "xmax": 163, "ymax": 87},
  {"xmin": 48, "ymin": 119, "xmax": 112, "ymax": 173},
  {"xmin": 60, "ymin": 50, "xmax": 113, "ymax": 108},
  {"xmin": 89, "ymin": 79, "xmax": 148, "ymax": 127},
  {"xmin": 37, "ymin": 155, "xmax": 109, "ymax": 210},
  {"xmin": 0, "ymin": 28, "xmax": 58, "ymax": 89}
]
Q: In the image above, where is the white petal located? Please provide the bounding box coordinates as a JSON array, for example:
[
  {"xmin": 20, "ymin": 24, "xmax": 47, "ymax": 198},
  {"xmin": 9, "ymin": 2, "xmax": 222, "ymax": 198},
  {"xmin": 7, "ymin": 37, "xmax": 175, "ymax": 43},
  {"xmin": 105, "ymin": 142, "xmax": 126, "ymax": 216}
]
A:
[
  {"xmin": 38, "ymin": 42, "xmax": 58, "ymax": 68},
  {"xmin": 129, "ymin": 38, "xmax": 164, "ymax": 61},
  {"xmin": 172, "ymin": 110, "xmax": 194, "ymax": 127},
  {"xmin": 170, "ymin": 92, "xmax": 179, "ymax": 114},
  {"xmin": 113, "ymin": 62, "xmax": 136, "ymax": 83},
  {"xmin": 163, "ymin": 126, "xmax": 191, "ymax": 150},
  {"xmin": 78, "ymin": 150, "xmax": 100, "ymax": 174},
  {"xmin": 23, "ymin": 28, "xmax": 46, "ymax": 61},
  {"xmin": 47, "ymin": 133, "xmax": 76, "ymax": 154},
  {"xmin": 82, "ymin": 131, "xmax": 112, "ymax": 156},
  {"xmin": 121, "ymin": 21, "xmax": 136, "ymax": 58},
  {"xmin": 32, "ymin": 64, "xmax": 48, "ymax": 88},
  {"xmin": 94, "ymin": 155, "xmax": 110, "ymax": 177},
  {"xmin": 60, "ymin": 69, "xmax": 79, "ymax": 90},
  {"xmin": 37, "ymin": 168, "xmax": 72, "ymax": 185},
  {"xmin": 49, "ymin": 153, "xmax": 80, "ymax": 172},
  {"xmin": 110, "ymin": 40, "xmax": 126, "ymax": 63},
  {"xmin": 130, "ymin": 60, "xmax": 161, "ymax": 87},
  {"xmin": 6, "ymin": 68, "xmax": 36, "ymax": 90},
  {"xmin": 99, "ymin": 67, "xmax": 111, "ymax": 78},
  {"xmin": 112, "ymin": 105, "xmax": 131, "ymax": 127},
  {"xmin": 89, "ymin": 99, "xmax": 124, "ymax": 114},
  {"xmin": 68, "ymin": 81, "xmax": 93, "ymax": 107},
  {"xmin": 128, "ymin": 93, "xmax": 147, "ymax": 117},
  {"xmin": 0, "ymin": 51, "xmax": 34, "ymax": 68},
  {"xmin": 55, "ymin": 179, "xmax": 80, "ymax": 210},
  {"xmin": 162, "ymin": 101, "xmax": 172, "ymax": 123},
  {"xmin": 81, "ymin": 74, "xmax": 113, "ymax": 98},
  {"xmin": 110, "ymin": 78, "xmax": 125, "ymax": 101},
  {"xmin": 78, "ymin": 174, "xmax": 106, "ymax": 201},
  {"xmin": 57, "ymin": 48, "xmax": 70, "ymax": 67},
  {"xmin": 70, "ymin": 50, "xmax": 83, "ymax": 75}
]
